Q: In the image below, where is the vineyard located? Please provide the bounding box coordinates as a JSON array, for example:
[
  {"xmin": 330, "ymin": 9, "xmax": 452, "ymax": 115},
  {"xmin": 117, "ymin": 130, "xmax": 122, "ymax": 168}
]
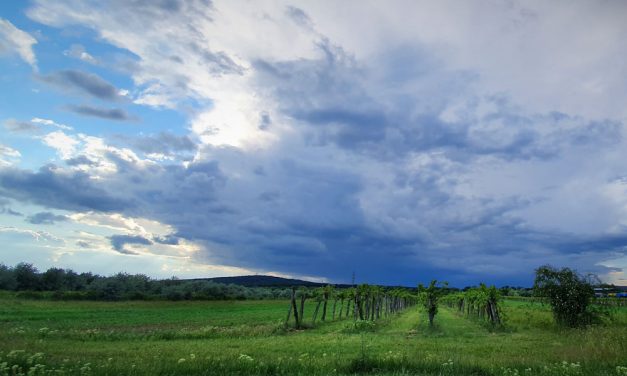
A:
[
  {"xmin": 285, "ymin": 285, "xmax": 417, "ymax": 328},
  {"xmin": 1, "ymin": 268, "xmax": 626, "ymax": 376},
  {"xmin": 2, "ymin": 280, "xmax": 626, "ymax": 376},
  {"xmin": 441, "ymin": 284, "xmax": 503, "ymax": 325}
]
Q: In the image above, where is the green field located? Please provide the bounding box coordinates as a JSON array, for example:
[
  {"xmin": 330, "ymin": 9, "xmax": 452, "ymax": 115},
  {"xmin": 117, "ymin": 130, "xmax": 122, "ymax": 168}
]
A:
[{"xmin": 1, "ymin": 293, "xmax": 626, "ymax": 375}]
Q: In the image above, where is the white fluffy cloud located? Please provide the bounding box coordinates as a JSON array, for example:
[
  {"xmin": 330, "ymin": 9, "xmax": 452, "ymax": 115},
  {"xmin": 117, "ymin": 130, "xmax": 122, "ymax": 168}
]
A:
[
  {"xmin": 0, "ymin": 144, "xmax": 21, "ymax": 166},
  {"xmin": 0, "ymin": 18, "xmax": 37, "ymax": 69}
]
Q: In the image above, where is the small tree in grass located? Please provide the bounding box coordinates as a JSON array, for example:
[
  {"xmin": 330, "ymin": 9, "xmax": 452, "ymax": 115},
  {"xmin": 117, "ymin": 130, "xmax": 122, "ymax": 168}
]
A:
[
  {"xmin": 533, "ymin": 265, "xmax": 596, "ymax": 328},
  {"xmin": 418, "ymin": 280, "xmax": 447, "ymax": 327}
]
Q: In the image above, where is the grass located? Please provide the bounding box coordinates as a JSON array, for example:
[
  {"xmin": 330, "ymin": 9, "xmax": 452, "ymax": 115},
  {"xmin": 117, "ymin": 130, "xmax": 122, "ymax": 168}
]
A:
[{"xmin": 0, "ymin": 292, "xmax": 626, "ymax": 375}]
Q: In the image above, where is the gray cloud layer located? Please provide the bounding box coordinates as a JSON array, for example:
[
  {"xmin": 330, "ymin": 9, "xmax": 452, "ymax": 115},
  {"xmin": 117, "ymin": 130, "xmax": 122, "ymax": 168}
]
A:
[
  {"xmin": 0, "ymin": 165, "xmax": 131, "ymax": 212},
  {"xmin": 40, "ymin": 70, "xmax": 122, "ymax": 101},
  {"xmin": 4, "ymin": 119, "xmax": 40, "ymax": 133},
  {"xmin": 110, "ymin": 234, "xmax": 152, "ymax": 255},
  {"xmin": 127, "ymin": 132, "xmax": 197, "ymax": 156},
  {"xmin": 66, "ymin": 105, "xmax": 135, "ymax": 121},
  {"xmin": 26, "ymin": 211, "xmax": 69, "ymax": 225}
]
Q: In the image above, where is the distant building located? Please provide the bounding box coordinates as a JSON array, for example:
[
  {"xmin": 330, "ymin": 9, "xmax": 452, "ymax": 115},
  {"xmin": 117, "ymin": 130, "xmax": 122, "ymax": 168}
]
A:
[
  {"xmin": 594, "ymin": 286, "xmax": 627, "ymax": 298},
  {"xmin": 594, "ymin": 287, "xmax": 610, "ymax": 297}
]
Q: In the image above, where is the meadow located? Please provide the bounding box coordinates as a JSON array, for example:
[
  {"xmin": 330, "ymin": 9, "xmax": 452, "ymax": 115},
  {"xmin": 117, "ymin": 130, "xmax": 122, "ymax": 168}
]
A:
[{"xmin": 0, "ymin": 292, "xmax": 626, "ymax": 376}]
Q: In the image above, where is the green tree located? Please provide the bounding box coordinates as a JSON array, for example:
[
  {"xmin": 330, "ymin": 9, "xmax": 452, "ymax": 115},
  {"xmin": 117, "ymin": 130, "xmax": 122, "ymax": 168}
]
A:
[
  {"xmin": 42, "ymin": 267, "xmax": 66, "ymax": 291},
  {"xmin": 14, "ymin": 262, "xmax": 40, "ymax": 290},
  {"xmin": 0, "ymin": 263, "xmax": 17, "ymax": 290},
  {"xmin": 533, "ymin": 265, "xmax": 596, "ymax": 327}
]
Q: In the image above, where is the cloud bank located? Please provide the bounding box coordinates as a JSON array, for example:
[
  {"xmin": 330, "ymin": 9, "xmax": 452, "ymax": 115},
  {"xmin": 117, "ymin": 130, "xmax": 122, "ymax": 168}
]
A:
[{"xmin": 0, "ymin": 1, "xmax": 625, "ymax": 285}]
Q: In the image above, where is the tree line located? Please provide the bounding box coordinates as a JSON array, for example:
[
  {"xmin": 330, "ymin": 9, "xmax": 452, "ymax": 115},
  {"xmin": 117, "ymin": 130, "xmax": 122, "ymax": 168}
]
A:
[{"xmin": 0, "ymin": 263, "xmax": 293, "ymax": 301}]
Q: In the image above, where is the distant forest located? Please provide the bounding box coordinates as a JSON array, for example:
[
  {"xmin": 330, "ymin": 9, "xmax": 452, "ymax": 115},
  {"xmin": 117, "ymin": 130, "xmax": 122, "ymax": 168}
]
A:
[
  {"xmin": 0, "ymin": 262, "xmax": 294, "ymax": 301},
  {"xmin": 0, "ymin": 262, "xmax": 535, "ymax": 301}
]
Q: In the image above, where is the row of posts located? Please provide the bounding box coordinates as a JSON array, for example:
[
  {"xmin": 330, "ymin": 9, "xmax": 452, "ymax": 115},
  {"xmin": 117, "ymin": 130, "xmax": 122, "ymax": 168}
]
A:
[{"xmin": 286, "ymin": 285, "xmax": 417, "ymax": 328}]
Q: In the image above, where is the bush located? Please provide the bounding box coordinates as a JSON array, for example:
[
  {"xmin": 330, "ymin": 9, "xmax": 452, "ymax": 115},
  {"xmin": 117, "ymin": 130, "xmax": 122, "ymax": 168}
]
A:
[
  {"xmin": 15, "ymin": 290, "xmax": 46, "ymax": 299},
  {"xmin": 533, "ymin": 265, "xmax": 597, "ymax": 327}
]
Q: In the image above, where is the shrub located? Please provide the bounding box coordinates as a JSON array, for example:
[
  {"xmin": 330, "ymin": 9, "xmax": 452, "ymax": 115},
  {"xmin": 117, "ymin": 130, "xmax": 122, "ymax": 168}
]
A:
[{"xmin": 533, "ymin": 265, "xmax": 596, "ymax": 327}]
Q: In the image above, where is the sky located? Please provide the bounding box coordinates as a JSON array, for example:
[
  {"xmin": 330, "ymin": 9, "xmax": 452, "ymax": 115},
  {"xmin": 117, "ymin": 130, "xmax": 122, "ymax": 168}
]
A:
[{"xmin": 1, "ymin": 0, "xmax": 626, "ymax": 287}]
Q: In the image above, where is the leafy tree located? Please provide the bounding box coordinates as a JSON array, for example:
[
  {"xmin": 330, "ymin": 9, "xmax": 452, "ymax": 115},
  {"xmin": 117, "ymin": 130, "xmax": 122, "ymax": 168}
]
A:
[
  {"xmin": 42, "ymin": 267, "xmax": 67, "ymax": 291},
  {"xmin": 533, "ymin": 265, "xmax": 596, "ymax": 327},
  {"xmin": 418, "ymin": 280, "xmax": 447, "ymax": 327},
  {"xmin": 0, "ymin": 263, "xmax": 16, "ymax": 290},
  {"xmin": 14, "ymin": 263, "xmax": 40, "ymax": 290},
  {"xmin": 62, "ymin": 270, "xmax": 83, "ymax": 291}
]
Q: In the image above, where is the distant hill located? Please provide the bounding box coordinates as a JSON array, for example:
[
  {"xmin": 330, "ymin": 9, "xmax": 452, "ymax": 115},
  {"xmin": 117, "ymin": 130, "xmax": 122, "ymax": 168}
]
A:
[
  {"xmin": 191, "ymin": 275, "xmax": 408, "ymax": 289},
  {"xmin": 202, "ymin": 275, "xmax": 329, "ymax": 287}
]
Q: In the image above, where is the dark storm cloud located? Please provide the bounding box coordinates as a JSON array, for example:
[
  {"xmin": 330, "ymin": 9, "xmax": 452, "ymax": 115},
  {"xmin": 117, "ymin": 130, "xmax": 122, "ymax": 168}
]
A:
[
  {"xmin": 109, "ymin": 234, "xmax": 152, "ymax": 255},
  {"xmin": 0, "ymin": 165, "xmax": 130, "ymax": 212},
  {"xmin": 26, "ymin": 211, "xmax": 69, "ymax": 225},
  {"xmin": 254, "ymin": 50, "xmax": 622, "ymax": 162},
  {"xmin": 293, "ymin": 108, "xmax": 388, "ymax": 148},
  {"xmin": 548, "ymin": 232, "xmax": 627, "ymax": 255},
  {"xmin": 66, "ymin": 105, "xmax": 136, "ymax": 121},
  {"xmin": 0, "ymin": 148, "xmax": 227, "ymax": 224},
  {"xmin": 2, "ymin": 126, "xmax": 623, "ymax": 286},
  {"xmin": 40, "ymin": 70, "xmax": 121, "ymax": 101}
]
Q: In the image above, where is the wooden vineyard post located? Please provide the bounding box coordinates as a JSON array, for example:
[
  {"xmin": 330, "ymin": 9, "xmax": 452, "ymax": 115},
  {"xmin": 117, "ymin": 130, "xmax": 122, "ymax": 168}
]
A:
[
  {"xmin": 285, "ymin": 297, "xmax": 293, "ymax": 326},
  {"xmin": 312, "ymin": 300, "xmax": 321, "ymax": 324},
  {"xmin": 346, "ymin": 289, "xmax": 353, "ymax": 318},
  {"xmin": 311, "ymin": 288, "xmax": 323, "ymax": 324},
  {"xmin": 370, "ymin": 294, "xmax": 376, "ymax": 320},
  {"xmin": 299, "ymin": 289, "xmax": 307, "ymax": 327},
  {"xmin": 290, "ymin": 287, "xmax": 300, "ymax": 328},
  {"xmin": 321, "ymin": 290, "xmax": 328, "ymax": 321},
  {"xmin": 353, "ymin": 291, "xmax": 359, "ymax": 320},
  {"xmin": 338, "ymin": 298, "xmax": 344, "ymax": 319},
  {"xmin": 346, "ymin": 297, "xmax": 351, "ymax": 318}
]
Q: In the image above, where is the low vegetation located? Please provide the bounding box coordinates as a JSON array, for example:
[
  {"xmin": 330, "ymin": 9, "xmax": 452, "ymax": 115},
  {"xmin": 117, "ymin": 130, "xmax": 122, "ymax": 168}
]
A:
[
  {"xmin": 1, "ymin": 263, "xmax": 626, "ymax": 375},
  {"xmin": 0, "ymin": 293, "xmax": 625, "ymax": 375}
]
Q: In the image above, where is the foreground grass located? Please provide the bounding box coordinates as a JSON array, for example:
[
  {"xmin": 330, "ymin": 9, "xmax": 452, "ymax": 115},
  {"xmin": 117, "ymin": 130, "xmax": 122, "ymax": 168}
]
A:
[{"xmin": 0, "ymin": 293, "xmax": 625, "ymax": 375}]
